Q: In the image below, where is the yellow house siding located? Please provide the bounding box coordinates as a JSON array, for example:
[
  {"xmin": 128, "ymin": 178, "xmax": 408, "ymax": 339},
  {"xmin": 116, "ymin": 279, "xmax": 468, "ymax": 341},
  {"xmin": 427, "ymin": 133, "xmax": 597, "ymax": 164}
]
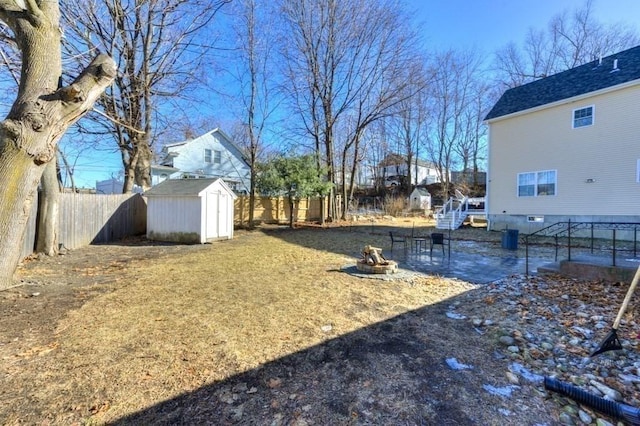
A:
[{"xmin": 488, "ymin": 83, "xmax": 640, "ymax": 217}]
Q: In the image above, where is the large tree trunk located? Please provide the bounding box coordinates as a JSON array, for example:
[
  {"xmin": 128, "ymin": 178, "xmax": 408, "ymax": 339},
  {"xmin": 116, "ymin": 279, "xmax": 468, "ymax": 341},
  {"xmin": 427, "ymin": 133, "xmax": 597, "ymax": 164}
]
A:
[
  {"xmin": 35, "ymin": 160, "xmax": 60, "ymax": 256},
  {"xmin": 0, "ymin": 2, "xmax": 116, "ymax": 289}
]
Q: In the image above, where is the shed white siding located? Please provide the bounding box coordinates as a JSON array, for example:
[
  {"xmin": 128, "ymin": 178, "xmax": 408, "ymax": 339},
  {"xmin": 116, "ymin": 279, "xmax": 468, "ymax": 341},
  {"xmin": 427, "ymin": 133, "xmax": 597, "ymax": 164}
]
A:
[
  {"xmin": 145, "ymin": 178, "xmax": 236, "ymax": 244},
  {"xmin": 147, "ymin": 196, "xmax": 203, "ymax": 242}
]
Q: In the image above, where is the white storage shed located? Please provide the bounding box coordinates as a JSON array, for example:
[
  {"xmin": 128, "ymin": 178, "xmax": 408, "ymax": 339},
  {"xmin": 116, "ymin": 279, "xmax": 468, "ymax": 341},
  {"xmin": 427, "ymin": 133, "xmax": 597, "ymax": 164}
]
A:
[
  {"xmin": 145, "ymin": 178, "xmax": 237, "ymax": 244},
  {"xmin": 409, "ymin": 188, "xmax": 431, "ymax": 211}
]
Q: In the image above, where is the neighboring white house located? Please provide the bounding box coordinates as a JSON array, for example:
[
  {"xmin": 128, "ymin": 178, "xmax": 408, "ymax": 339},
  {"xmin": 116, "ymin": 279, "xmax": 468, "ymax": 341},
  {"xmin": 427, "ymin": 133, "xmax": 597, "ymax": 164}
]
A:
[
  {"xmin": 145, "ymin": 178, "xmax": 237, "ymax": 244},
  {"xmin": 153, "ymin": 128, "xmax": 251, "ymax": 194},
  {"xmin": 377, "ymin": 154, "xmax": 441, "ymax": 187},
  {"xmin": 484, "ymin": 45, "xmax": 640, "ymax": 234}
]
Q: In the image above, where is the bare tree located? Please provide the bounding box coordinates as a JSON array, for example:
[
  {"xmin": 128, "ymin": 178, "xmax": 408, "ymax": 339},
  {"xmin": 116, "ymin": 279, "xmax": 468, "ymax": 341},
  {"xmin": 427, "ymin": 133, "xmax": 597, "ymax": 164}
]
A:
[
  {"xmin": 454, "ymin": 76, "xmax": 492, "ymax": 189},
  {"xmin": 225, "ymin": 0, "xmax": 279, "ymax": 227},
  {"xmin": 424, "ymin": 49, "xmax": 482, "ymax": 199},
  {"xmin": 60, "ymin": 0, "xmax": 230, "ymax": 193},
  {"xmin": 494, "ymin": 0, "xmax": 639, "ymax": 88},
  {"xmin": 383, "ymin": 64, "xmax": 430, "ymax": 193},
  {"xmin": 279, "ymin": 0, "xmax": 422, "ymax": 220},
  {"xmin": 0, "ymin": 0, "xmax": 116, "ymax": 289}
]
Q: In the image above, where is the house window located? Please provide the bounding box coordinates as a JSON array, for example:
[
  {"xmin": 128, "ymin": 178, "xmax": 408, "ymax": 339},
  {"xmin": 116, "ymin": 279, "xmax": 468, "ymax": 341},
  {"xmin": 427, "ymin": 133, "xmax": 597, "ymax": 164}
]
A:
[
  {"xmin": 214, "ymin": 150, "xmax": 222, "ymax": 164},
  {"xmin": 204, "ymin": 149, "xmax": 212, "ymax": 163},
  {"xmin": 573, "ymin": 106, "xmax": 593, "ymax": 128},
  {"xmin": 636, "ymin": 159, "xmax": 640, "ymax": 183},
  {"xmin": 518, "ymin": 170, "xmax": 556, "ymax": 197}
]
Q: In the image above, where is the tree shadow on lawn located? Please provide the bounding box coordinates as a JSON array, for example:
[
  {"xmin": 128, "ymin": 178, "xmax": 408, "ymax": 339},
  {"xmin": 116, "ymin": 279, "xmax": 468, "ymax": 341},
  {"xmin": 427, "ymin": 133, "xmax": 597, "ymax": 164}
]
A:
[{"xmin": 110, "ymin": 291, "xmax": 559, "ymax": 425}]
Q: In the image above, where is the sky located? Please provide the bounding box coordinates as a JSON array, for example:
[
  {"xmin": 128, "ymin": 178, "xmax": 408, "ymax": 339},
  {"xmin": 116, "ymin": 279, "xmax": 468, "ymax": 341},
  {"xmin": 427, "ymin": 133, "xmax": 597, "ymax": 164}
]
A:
[
  {"xmin": 65, "ymin": 0, "xmax": 640, "ymax": 189},
  {"xmin": 409, "ymin": 0, "xmax": 640, "ymax": 52}
]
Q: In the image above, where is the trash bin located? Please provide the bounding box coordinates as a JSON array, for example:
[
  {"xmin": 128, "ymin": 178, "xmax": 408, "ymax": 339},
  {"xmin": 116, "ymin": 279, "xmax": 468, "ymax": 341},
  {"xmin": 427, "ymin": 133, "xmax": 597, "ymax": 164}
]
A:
[{"xmin": 501, "ymin": 229, "xmax": 519, "ymax": 250}]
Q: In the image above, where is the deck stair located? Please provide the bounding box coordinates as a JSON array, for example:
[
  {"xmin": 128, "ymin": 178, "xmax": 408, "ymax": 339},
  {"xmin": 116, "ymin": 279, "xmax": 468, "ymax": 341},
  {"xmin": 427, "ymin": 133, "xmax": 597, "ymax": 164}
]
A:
[{"xmin": 435, "ymin": 190, "xmax": 485, "ymax": 230}]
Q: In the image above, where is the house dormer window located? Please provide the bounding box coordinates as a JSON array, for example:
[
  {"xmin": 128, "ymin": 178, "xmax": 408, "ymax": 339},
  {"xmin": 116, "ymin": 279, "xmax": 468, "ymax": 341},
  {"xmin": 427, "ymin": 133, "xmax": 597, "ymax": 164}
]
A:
[
  {"xmin": 204, "ymin": 149, "xmax": 212, "ymax": 163},
  {"xmin": 573, "ymin": 106, "xmax": 593, "ymax": 128},
  {"xmin": 214, "ymin": 150, "xmax": 222, "ymax": 164}
]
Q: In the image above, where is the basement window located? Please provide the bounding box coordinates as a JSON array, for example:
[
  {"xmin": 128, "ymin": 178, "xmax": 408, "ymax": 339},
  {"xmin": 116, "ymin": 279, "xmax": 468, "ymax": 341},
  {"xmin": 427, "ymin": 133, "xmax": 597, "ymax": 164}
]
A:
[
  {"xmin": 573, "ymin": 106, "xmax": 593, "ymax": 128},
  {"xmin": 527, "ymin": 216, "xmax": 544, "ymax": 223}
]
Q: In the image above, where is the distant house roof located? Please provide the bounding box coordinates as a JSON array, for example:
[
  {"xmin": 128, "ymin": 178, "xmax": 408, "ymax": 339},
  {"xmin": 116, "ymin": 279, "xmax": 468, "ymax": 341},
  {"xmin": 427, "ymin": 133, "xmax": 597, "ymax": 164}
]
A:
[
  {"xmin": 485, "ymin": 45, "xmax": 640, "ymax": 121},
  {"xmin": 144, "ymin": 178, "xmax": 236, "ymax": 198},
  {"xmin": 160, "ymin": 128, "xmax": 249, "ymax": 164}
]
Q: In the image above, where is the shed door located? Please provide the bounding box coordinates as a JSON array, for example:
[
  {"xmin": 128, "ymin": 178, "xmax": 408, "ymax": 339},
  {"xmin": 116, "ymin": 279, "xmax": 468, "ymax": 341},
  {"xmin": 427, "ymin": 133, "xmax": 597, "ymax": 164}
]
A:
[
  {"xmin": 205, "ymin": 192, "xmax": 219, "ymax": 240},
  {"xmin": 217, "ymin": 192, "xmax": 230, "ymax": 238}
]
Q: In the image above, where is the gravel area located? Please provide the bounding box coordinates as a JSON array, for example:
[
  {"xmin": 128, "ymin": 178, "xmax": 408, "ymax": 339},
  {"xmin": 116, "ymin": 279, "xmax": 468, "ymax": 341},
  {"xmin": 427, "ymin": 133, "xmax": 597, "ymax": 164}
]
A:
[{"xmin": 455, "ymin": 273, "xmax": 640, "ymax": 426}]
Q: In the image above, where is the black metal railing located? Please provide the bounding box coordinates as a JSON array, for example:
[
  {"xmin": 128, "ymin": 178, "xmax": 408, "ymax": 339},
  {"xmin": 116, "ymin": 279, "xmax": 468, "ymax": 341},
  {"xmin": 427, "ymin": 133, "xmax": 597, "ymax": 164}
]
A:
[{"xmin": 524, "ymin": 220, "xmax": 640, "ymax": 275}]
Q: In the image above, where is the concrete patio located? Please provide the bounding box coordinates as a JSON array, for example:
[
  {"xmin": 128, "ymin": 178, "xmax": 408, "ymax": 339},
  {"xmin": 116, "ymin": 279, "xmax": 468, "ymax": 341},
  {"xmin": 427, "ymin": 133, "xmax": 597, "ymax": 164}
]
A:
[{"xmin": 383, "ymin": 237, "xmax": 640, "ymax": 284}]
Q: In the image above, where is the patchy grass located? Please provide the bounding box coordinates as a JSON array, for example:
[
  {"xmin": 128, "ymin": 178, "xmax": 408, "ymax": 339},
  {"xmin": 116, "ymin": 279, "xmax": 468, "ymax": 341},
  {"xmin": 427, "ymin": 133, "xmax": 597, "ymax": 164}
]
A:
[{"xmin": 3, "ymin": 222, "xmax": 493, "ymax": 424}]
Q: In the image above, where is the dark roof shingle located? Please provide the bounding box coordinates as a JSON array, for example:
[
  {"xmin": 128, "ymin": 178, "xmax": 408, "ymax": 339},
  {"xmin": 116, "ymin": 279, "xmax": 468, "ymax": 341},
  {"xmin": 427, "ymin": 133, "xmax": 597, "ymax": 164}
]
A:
[
  {"xmin": 485, "ymin": 45, "xmax": 640, "ymax": 121},
  {"xmin": 144, "ymin": 178, "xmax": 221, "ymax": 196}
]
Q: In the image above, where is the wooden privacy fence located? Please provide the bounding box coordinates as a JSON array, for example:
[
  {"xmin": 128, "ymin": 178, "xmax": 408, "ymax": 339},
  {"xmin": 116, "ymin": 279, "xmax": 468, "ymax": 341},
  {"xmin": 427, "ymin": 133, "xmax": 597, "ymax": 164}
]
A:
[
  {"xmin": 20, "ymin": 193, "xmax": 323, "ymax": 259},
  {"xmin": 234, "ymin": 196, "xmax": 326, "ymax": 225},
  {"xmin": 21, "ymin": 193, "xmax": 147, "ymax": 259}
]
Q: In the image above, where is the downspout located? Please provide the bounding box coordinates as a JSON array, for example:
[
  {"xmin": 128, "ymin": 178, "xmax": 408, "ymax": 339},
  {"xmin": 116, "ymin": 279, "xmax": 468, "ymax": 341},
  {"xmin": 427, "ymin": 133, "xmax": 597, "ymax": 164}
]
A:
[{"xmin": 485, "ymin": 124, "xmax": 491, "ymax": 232}]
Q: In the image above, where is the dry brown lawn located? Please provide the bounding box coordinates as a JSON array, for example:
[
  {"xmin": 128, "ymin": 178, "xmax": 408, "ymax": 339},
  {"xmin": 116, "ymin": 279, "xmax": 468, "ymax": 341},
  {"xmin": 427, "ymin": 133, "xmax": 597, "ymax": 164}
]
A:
[{"xmin": 1, "ymin": 219, "xmax": 560, "ymax": 424}]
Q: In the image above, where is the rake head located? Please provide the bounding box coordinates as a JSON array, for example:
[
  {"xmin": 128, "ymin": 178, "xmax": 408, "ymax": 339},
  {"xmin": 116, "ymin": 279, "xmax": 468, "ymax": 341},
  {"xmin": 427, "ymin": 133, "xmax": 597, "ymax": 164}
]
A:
[{"xmin": 590, "ymin": 328, "xmax": 623, "ymax": 357}]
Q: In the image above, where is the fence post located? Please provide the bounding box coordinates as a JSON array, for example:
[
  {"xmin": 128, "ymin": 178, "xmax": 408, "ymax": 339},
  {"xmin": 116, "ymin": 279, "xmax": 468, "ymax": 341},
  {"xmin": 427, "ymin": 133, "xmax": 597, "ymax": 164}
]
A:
[
  {"xmin": 567, "ymin": 219, "xmax": 572, "ymax": 262},
  {"xmin": 525, "ymin": 235, "xmax": 529, "ymax": 275},
  {"xmin": 612, "ymin": 229, "xmax": 616, "ymax": 267}
]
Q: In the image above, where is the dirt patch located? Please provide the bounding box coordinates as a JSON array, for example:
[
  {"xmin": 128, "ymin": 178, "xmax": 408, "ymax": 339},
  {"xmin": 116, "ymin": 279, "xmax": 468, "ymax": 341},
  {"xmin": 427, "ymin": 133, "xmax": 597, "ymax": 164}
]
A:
[{"xmin": 0, "ymin": 222, "xmax": 626, "ymax": 424}]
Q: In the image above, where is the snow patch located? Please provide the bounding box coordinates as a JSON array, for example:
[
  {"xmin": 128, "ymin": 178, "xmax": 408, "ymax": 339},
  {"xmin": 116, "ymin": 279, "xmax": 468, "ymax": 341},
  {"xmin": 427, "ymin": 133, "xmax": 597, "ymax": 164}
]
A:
[
  {"xmin": 509, "ymin": 362, "xmax": 544, "ymax": 384},
  {"xmin": 446, "ymin": 311, "xmax": 466, "ymax": 320},
  {"xmin": 483, "ymin": 384, "xmax": 520, "ymax": 398},
  {"xmin": 446, "ymin": 358, "xmax": 473, "ymax": 370}
]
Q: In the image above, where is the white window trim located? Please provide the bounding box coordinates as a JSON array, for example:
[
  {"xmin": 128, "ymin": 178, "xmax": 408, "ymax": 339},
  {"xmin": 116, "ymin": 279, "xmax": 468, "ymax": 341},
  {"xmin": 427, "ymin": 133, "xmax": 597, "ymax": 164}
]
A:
[
  {"xmin": 572, "ymin": 105, "xmax": 594, "ymax": 129},
  {"xmin": 517, "ymin": 170, "xmax": 557, "ymax": 197},
  {"xmin": 204, "ymin": 148, "xmax": 212, "ymax": 163},
  {"xmin": 214, "ymin": 150, "xmax": 222, "ymax": 164}
]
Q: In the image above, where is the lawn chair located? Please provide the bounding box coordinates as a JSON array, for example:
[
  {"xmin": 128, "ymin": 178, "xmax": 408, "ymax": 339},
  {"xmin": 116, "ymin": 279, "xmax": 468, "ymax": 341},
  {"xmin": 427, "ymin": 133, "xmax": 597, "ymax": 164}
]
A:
[
  {"xmin": 389, "ymin": 231, "xmax": 408, "ymax": 251},
  {"xmin": 430, "ymin": 232, "xmax": 446, "ymax": 257}
]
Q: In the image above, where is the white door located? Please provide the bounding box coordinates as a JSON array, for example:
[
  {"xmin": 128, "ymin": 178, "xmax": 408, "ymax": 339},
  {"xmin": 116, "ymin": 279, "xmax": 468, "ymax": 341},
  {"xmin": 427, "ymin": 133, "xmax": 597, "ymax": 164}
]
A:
[
  {"xmin": 218, "ymin": 193, "xmax": 229, "ymax": 238},
  {"xmin": 205, "ymin": 192, "xmax": 219, "ymax": 240}
]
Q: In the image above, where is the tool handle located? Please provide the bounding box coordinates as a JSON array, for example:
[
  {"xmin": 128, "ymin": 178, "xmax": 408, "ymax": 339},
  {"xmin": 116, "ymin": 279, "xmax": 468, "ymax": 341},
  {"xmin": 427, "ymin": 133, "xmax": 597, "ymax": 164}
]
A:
[{"xmin": 613, "ymin": 264, "xmax": 640, "ymax": 329}]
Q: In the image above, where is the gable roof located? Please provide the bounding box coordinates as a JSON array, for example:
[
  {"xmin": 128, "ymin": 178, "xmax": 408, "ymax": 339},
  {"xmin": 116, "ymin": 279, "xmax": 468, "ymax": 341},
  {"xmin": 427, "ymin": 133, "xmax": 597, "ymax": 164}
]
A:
[
  {"xmin": 144, "ymin": 178, "xmax": 236, "ymax": 198},
  {"xmin": 160, "ymin": 128, "xmax": 249, "ymax": 164},
  {"xmin": 411, "ymin": 188, "xmax": 430, "ymax": 197},
  {"xmin": 485, "ymin": 45, "xmax": 640, "ymax": 121}
]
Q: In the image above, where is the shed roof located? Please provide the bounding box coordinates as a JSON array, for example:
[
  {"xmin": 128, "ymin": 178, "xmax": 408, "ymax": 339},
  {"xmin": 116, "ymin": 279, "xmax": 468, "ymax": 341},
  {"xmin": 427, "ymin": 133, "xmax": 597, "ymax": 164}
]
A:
[
  {"xmin": 411, "ymin": 188, "xmax": 430, "ymax": 197},
  {"xmin": 144, "ymin": 178, "xmax": 236, "ymax": 198},
  {"xmin": 485, "ymin": 45, "xmax": 640, "ymax": 121}
]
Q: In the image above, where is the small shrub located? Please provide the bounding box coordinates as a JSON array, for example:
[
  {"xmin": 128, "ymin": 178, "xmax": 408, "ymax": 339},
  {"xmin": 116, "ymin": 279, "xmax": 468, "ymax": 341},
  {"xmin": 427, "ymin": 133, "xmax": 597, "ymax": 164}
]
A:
[{"xmin": 383, "ymin": 195, "xmax": 405, "ymax": 217}]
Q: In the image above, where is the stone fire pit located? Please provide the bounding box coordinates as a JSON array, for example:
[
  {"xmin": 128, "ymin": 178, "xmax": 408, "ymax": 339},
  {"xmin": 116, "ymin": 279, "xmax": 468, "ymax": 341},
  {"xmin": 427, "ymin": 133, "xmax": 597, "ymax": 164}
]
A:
[{"xmin": 356, "ymin": 245, "xmax": 398, "ymax": 274}]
